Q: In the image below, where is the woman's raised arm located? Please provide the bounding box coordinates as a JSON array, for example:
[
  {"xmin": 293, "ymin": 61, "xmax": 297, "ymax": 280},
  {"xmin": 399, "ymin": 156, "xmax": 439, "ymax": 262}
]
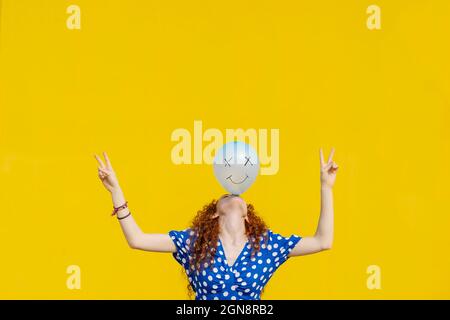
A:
[
  {"xmin": 289, "ymin": 147, "xmax": 338, "ymax": 257},
  {"xmin": 94, "ymin": 151, "xmax": 176, "ymax": 252}
]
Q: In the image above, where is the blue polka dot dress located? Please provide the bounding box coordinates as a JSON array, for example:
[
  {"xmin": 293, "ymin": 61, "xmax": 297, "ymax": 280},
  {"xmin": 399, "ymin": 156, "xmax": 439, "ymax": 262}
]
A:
[{"xmin": 168, "ymin": 228, "xmax": 302, "ymax": 300}]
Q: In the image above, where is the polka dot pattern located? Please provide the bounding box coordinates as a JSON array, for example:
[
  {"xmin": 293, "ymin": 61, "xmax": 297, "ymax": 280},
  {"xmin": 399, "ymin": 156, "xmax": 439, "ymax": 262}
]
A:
[{"xmin": 169, "ymin": 228, "xmax": 301, "ymax": 300}]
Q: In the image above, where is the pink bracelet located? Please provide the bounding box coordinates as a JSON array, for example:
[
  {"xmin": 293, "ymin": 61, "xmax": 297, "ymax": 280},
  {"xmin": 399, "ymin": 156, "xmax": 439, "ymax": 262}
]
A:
[{"xmin": 112, "ymin": 201, "xmax": 128, "ymax": 216}]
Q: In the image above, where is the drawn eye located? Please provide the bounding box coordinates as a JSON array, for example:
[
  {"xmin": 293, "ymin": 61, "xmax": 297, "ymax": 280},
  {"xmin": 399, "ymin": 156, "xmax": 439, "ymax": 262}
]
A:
[
  {"xmin": 244, "ymin": 157, "xmax": 253, "ymax": 166},
  {"xmin": 224, "ymin": 157, "xmax": 232, "ymax": 167}
]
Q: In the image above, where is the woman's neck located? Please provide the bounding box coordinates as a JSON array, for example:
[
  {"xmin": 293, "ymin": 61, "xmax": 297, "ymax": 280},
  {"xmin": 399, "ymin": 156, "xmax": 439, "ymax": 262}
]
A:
[{"xmin": 218, "ymin": 210, "xmax": 247, "ymax": 244}]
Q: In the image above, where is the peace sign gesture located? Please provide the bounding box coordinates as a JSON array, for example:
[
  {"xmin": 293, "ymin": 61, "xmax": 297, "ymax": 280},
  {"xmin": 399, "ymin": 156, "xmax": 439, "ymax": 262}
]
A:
[
  {"xmin": 94, "ymin": 151, "xmax": 121, "ymax": 193},
  {"xmin": 320, "ymin": 147, "xmax": 339, "ymax": 188}
]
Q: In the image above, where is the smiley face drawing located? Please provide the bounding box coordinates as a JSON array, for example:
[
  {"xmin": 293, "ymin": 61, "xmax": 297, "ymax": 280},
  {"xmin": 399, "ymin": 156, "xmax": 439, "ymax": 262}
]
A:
[{"xmin": 213, "ymin": 141, "xmax": 260, "ymax": 195}]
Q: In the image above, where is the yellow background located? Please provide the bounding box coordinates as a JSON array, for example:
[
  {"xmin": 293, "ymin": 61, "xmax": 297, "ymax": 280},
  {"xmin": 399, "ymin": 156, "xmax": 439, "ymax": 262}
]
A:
[{"xmin": 1, "ymin": 0, "xmax": 449, "ymax": 299}]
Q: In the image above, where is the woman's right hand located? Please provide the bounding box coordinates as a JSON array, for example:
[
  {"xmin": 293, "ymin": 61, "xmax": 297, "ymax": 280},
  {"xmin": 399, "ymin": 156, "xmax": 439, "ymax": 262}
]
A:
[{"xmin": 94, "ymin": 151, "xmax": 121, "ymax": 193}]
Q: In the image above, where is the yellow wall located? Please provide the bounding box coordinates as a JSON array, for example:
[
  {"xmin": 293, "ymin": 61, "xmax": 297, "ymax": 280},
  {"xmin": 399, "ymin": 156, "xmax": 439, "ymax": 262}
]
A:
[{"xmin": 0, "ymin": 0, "xmax": 449, "ymax": 299}]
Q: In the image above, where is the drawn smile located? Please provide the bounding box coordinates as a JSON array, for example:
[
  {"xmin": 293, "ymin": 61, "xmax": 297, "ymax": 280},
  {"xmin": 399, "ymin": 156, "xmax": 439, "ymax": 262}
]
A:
[{"xmin": 226, "ymin": 174, "xmax": 249, "ymax": 184}]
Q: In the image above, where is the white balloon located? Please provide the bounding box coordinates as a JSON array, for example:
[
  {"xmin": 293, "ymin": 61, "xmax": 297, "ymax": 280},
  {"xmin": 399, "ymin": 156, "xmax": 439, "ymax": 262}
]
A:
[{"xmin": 213, "ymin": 141, "xmax": 260, "ymax": 195}]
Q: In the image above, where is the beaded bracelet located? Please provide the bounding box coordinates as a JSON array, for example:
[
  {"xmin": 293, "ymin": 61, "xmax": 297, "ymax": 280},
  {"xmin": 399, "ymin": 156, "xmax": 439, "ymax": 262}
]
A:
[{"xmin": 112, "ymin": 201, "xmax": 128, "ymax": 216}]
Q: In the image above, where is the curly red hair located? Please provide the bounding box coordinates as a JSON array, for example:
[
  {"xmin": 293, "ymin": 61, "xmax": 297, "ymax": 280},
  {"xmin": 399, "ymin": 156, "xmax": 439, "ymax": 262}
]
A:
[{"xmin": 184, "ymin": 196, "xmax": 268, "ymax": 297}]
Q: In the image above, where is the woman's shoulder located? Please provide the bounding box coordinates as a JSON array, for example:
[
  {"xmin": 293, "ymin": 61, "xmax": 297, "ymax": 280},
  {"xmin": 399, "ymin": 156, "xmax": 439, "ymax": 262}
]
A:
[
  {"xmin": 263, "ymin": 229, "xmax": 302, "ymax": 245},
  {"xmin": 258, "ymin": 228, "xmax": 302, "ymax": 263},
  {"xmin": 266, "ymin": 228, "xmax": 301, "ymax": 237},
  {"xmin": 169, "ymin": 227, "xmax": 198, "ymax": 244},
  {"xmin": 263, "ymin": 228, "xmax": 285, "ymax": 239}
]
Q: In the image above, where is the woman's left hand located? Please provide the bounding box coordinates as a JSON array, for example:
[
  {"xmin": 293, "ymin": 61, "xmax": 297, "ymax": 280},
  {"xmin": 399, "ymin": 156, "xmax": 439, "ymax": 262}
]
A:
[{"xmin": 320, "ymin": 147, "xmax": 339, "ymax": 188}]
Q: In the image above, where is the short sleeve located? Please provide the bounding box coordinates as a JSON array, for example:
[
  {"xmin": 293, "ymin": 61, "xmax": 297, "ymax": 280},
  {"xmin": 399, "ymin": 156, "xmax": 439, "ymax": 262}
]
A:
[
  {"xmin": 168, "ymin": 228, "xmax": 194, "ymax": 270},
  {"xmin": 266, "ymin": 229, "xmax": 302, "ymax": 267}
]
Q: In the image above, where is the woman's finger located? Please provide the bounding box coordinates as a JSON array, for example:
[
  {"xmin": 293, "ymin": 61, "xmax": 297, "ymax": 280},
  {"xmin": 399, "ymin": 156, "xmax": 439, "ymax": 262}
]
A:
[
  {"xmin": 330, "ymin": 162, "xmax": 339, "ymax": 172},
  {"xmin": 319, "ymin": 148, "xmax": 325, "ymax": 166},
  {"xmin": 327, "ymin": 147, "xmax": 335, "ymax": 164},
  {"xmin": 103, "ymin": 151, "xmax": 113, "ymax": 169},
  {"xmin": 98, "ymin": 167, "xmax": 110, "ymax": 175},
  {"xmin": 322, "ymin": 162, "xmax": 333, "ymax": 171},
  {"xmin": 94, "ymin": 154, "xmax": 106, "ymax": 168},
  {"xmin": 98, "ymin": 168, "xmax": 109, "ymax": 179}
]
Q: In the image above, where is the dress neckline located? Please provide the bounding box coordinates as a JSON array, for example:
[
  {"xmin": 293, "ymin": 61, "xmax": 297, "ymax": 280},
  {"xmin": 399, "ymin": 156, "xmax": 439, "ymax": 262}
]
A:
[{"xmin": 218, "ymin": 236, "xmax": 248, "ymax": 269}]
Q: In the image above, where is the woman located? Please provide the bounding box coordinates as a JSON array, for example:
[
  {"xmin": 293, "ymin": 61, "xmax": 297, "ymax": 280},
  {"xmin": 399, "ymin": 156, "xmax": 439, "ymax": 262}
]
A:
[{"xmin": 94, "ymin": 148, "xmax": 338, "ymax": 300}]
